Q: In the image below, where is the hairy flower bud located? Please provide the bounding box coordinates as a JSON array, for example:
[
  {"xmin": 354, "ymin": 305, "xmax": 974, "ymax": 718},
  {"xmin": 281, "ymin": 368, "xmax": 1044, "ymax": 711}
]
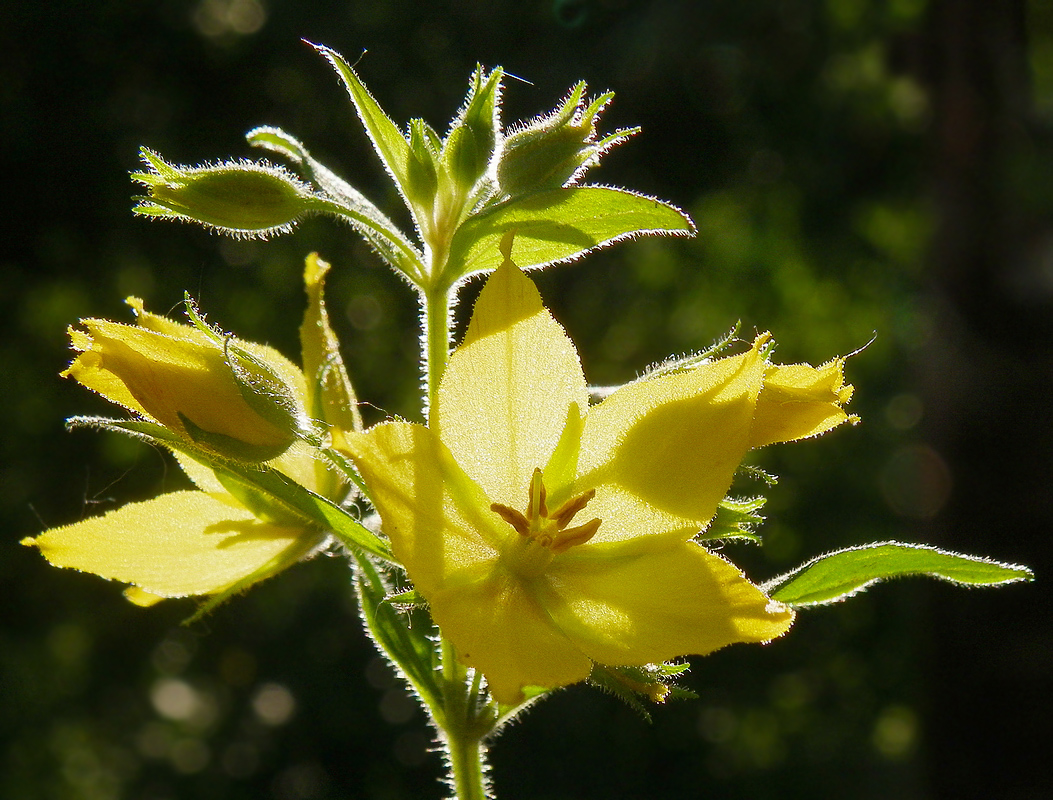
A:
[
  {"xmin": 442, "ymin": 65, "xmax": 502, "ymax": 194},
  {"xmin": 405, "ymin": 118, "xmax": 441, "ymax": 209},
  {"xmin": 132, "ymin": 147, "xmax": 316, "ymax": 238},
  {"xmin": 496, "ymin": 82, "xmax": 637, "ymax": 198}
]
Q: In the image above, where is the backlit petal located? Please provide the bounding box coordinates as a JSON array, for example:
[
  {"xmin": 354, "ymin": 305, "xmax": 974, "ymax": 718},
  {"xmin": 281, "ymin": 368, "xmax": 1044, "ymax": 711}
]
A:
[
  {"xmin": 23, "ymin": 491, "xmax": 318, "ymax": 597},
  {"xmin": 543, "ymin": 536, "xmax": 794, "ymax": 665},
  {"xmin": 751, "ymin": 358, "xmax": 855, "ymax": 448},
  {"xmin": 430, "ymin": 569, "xmax": 593, "ymax": 705},
  {"xmin": 437, "ymin": 261, "xmax": 588, "ymax": 506},
  {"xmin": 575, "ymin": 339, "xmax": 767, "ymax": 543},
  {"xmin": 341, "ymin": 421, "xmax": 508, "ymax": 597},
  {"xmin": 65, "ymin": 319, "xmax": 292, "ymax": 449}
]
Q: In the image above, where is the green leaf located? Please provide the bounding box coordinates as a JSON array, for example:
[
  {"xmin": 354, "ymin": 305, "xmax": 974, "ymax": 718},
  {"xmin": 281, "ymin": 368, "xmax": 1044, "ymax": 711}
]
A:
[
  {"xmin": 444, "ymin": 186, "xmax": 694, "ymax": 283},
  {"xmin": 765, "ymin": 541, "xmax": 1034, "ymax": 607},
  {"xmin": 310, "ymin": 43, "xmax": 413, "ymax": 206},
  {"xmin": 351, "ymin": 552, "xmax": 444, "ymax": 716}
]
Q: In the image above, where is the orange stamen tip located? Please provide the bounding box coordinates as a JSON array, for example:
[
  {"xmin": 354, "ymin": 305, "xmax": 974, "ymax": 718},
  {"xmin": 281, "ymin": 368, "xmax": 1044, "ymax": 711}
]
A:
[
  {"xmin": 491, "ymin": 503, "xmax": 530, "ymax": 535},
  {"xmin": 550, "ymin": 518, "xmax": 601, "ymax": 554}
]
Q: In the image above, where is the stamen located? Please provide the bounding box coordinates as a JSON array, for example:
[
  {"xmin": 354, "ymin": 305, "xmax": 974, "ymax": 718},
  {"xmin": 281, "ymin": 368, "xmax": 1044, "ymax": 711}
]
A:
[
  {"xmin": 552, "ymin": 489, "xmax": 596, "ymax": 528},
  {"xmin": 491, "ymin": 503, "xmax": 530, "ymax": 535},
  {"xmin": 550, "ymin": 518, "xmax": 601, "ymax": 553},
  {"xmin": 495, "ymin": 469, "xmax": 602, "ymax": 557}
]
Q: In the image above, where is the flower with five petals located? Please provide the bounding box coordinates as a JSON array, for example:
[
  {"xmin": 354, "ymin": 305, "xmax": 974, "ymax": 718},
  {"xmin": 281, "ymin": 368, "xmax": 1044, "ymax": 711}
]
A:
[{"xmin": 345, "ymin": 258, "xmax": 855, "ymax": 705}]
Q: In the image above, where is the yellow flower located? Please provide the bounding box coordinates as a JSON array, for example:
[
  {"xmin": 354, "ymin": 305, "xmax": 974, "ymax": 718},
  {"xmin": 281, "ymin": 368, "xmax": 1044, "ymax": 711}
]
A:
[
  {"xmin": 345, "ymin": 259, "xmax": 856, "ymax": 705},
  {"xmin": 24, "ymin": 258, "xmax": 357, "ymax": 606},
  {"xmin": 64, "ymin": 298, "xmax": 311, "ymax": 461}
]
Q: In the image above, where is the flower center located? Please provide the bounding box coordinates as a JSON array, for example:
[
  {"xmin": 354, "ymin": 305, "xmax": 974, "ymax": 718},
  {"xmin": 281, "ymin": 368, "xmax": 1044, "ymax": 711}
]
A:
[{"xmin": 491, "ymin": 468, "xmax": 601, "ymax": 559}]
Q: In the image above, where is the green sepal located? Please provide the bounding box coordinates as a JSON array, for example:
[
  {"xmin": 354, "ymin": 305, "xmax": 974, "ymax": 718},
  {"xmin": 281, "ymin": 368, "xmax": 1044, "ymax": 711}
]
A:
[
  {"xmin": 67, "ymin": 415, "xmax": 394, "ymax": 562},
  {"xmin": 765, "ymin": 541, "xmax": 1034, "ymax": 607},
  {"xmin": 587, "ymin": 662, "xmax": 694, "ymax": 722},
  {"xmin": 699, "ymin": 496, "xmax": 765, "ymax": 544},
  {"xmin": 442, "ymin": 64, "xmax": 502, "ymax": 194},
  {"xmin": 406, "ymin": 118, "xmax": 441, "ymax": 211},
  {"xmin": 350, "ymin": 552, "xmax": 445, "ymax": 719},
  {"xmin": 443, "ymin": 186, "xmax": 695, "ymax": 284},
  {"xmin": 639, "ymin": 324, "xmax": 742, "ymax": 381},
  {"xmin": 177, "ymin": 412, "xmax": 294, "ymax": 463},
  {"xmin": 382, "ymin": 587, "xmax": 429, "ymax": 610},
  {"xmin": 226, "ymin": 341, "xmax": 315, "ymax": 436},
  {"xmin": 179, "ymin": 292, "xmax": 313, "ymax": 450}
]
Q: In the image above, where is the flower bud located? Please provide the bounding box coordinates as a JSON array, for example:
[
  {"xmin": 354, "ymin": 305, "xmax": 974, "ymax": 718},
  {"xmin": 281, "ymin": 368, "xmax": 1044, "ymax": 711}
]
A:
[
  {"xmin": 66, "ymin": 299, "xmax": 312, "ymax": 462},
  {"xmin": 132, "ymin": 147, "xmax": 316, "ymax": 238},
  {"xmin": 496, "ymin": 82, "xmax": 637, "ymax": 198},
  {"xmin": 442, "ymin": 65, "xmax": 502, "ymax": 194},
  {"xmin": 405, "ymin": 118, "xmax": 440, "ymax": 210}
]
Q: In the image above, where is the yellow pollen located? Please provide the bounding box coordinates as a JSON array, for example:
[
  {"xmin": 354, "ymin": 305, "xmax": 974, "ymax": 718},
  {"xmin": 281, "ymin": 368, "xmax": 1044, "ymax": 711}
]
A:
[{"xmin": 490, "ymin": 467, "xmax": 601, "ymax": 554}]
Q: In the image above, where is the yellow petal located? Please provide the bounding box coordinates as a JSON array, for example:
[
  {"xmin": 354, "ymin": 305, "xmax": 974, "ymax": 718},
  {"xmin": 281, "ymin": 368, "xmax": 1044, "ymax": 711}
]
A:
[
  {"xmin": 22, "ymin": 491, "xmax": 317, "ymax": 597},
  {"xmin": 543, "ymin": 536, "xmax": 794, "ymax": 665},
  {"xmin": 437, "ymin": 261, "xmax": 589, "ymax": 506},
  {"xmin": 751, "ymin": 358, "xmax": 856, "ymax": 448},
  {"xmin": 128, "ymin": 296, "xmax": 310, "ymax": 405},
  {"xmin": 341, "ymin": 421, "xmax": 508, "ymax": 597},
  {"xmin": 126, "ymin": 297, "xmax": 214, "ymax": 343},
  {"xmin": 124, "ymin": 586, "xmax": 166, "ymax": 606},
  {"xmin": 429, "ymin": 570, "xmax": 593, "ymax": 706},
  {"xmin": 575, "ymin": 338, "xmax": 767, "ymax": 543},
  {"xmin": 66, "ymin": 319, "xmax": 293, "ymax": 450},
  {"xmin": 300, "ymin": 253, "xmax": 362, "ymax": 440}
]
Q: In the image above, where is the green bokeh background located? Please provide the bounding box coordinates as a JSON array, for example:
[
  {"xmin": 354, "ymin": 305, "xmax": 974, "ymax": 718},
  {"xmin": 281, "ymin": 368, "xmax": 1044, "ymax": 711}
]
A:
[{"xmin": 3, "ymin": 1, "xmax": 1050, "ymax": 798}]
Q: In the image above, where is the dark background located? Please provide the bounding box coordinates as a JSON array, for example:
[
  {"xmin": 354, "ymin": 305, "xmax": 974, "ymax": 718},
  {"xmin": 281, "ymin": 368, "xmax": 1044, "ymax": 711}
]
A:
[{"xmin": 3, "ymin": 1, "xmax": 1051, "ymax": 799}]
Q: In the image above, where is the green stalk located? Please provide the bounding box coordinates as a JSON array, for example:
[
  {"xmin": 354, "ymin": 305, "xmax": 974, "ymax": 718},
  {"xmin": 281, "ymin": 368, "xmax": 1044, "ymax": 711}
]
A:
[
  {"xmin": 423, "ymin": 280, "xmax": 493, "ymax": 799},
  {"xmin": 445, "ymin": 725, "xmax": 489, "ymax": 800},
  {"xmin": 423, "ymin": 283, "xmax": 452, "ymax": 429}
]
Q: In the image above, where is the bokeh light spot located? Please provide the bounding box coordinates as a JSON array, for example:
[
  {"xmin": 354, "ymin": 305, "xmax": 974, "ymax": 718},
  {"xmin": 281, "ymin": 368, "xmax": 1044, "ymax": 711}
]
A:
[{"xmin": 252, "ymin": 682, "xmax": 296, "ymax": 726}]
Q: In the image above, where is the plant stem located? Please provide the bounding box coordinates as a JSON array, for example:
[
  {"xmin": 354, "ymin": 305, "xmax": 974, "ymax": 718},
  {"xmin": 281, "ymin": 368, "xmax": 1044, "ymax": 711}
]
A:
[
  {"xmin": 446, "ymin": 727, "xmax": 489, "ymax": 800},
  {"xmin": 423, "ymin": 281, "xmax": 493, "ymax": 799},
  {"xmin": 423, "ymin": 283, "xmax": 451, "ymax": 428}
]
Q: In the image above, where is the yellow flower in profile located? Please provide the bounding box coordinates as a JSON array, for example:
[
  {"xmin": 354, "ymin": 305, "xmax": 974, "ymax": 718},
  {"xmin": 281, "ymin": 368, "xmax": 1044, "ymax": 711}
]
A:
[
  {"xmin": 23, "ymin": 255, "xmax": 358, "ymax": 607},
  {"xmin": 345, "ymin": 257, "xmax": 856, "ymax": 705},
  {"xmin": 64, "ymin": 297, "xmax": 311, "ymax": 461}
]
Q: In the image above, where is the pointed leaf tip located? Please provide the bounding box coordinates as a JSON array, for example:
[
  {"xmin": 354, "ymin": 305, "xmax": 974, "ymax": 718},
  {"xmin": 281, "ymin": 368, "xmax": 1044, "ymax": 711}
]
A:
[{"xmin": 766, "ymin": 541, "xmax": 1034, "ymax": 607}]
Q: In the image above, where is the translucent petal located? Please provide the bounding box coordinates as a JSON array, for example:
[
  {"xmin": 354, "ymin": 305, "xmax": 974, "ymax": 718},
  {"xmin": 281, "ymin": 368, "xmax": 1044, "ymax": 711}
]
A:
[
  {"xmin": 575, "ymin": 340, "xmax": 767, "ymax": 543},
  {"xmin": 129, "ymin": 296, "xmax": 310, "ymax": 408},
  {"xmin": 65, "ymin": 319, "xmax": 292, "ymax": 448},
  {"xmin": 430, "ymin": 569, "xmax": 593, "ymax": 706},
  {"xmin": 299, "ymin": 253, "xmax": 362, "ymax": 439},
  {"xmin": 24, "ymin": 491, "xmax": 315, "ymax": 597},
  {"xmin": 437, "ymin": 262, "xmax": 588, "ymax": 505},
  {"xmin": 341, "ymin": 421, "xmax": 508, "ymax": 596},
  {"xmin": 543, "ymin": 536, "xmax": 794, "ymax": 665},
  {"xmin": 751, "ymin": 358, "xmax": 855, "ymax": 448}
]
